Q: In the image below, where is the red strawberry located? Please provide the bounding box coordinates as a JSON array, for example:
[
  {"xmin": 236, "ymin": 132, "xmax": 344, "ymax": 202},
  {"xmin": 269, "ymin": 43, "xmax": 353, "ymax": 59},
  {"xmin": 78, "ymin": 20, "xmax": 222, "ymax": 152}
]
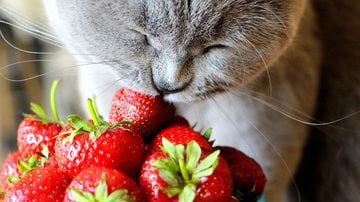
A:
[
  {"xmin": 4, "ymin": 164, "xmax": 71, "ymax": 201},
  {"xmin": 216, "ymin": 146, "xmax": 267, "ymax": 201},
  {"xmin": 64, "ymin": 167, "xmax": 145, "ymax": 202},
  {"xmin": 109, "ymin": 87, "xmax": 176, "ymax": 140},
  {"xmin": 17, "ymin": 116, "xmax": 62, "ymax": 159},
  {"xmin": 55, "ymin": 99, "xmax": 145, "ymax": 178},
  {"xmin": 140, "ymin": 138, "xmax": 233, "ymax": 202},
  {"xmin": 148, "ymin": 125, "xmax": 213, "ymax": 155},
  {"xmin": 0, "ymin": 147, "xmax": 55, "ymax": 191},
  {"xmin": 0, "ymin": 152, "xmax": 21, "ymax": 190},
  {"xmin": 167, "ymin": 115, "xmax": 190, "ymax": 127},
  {"xmin": 17, "ymin": 80, "xmax": 63, "ymax": 159}
]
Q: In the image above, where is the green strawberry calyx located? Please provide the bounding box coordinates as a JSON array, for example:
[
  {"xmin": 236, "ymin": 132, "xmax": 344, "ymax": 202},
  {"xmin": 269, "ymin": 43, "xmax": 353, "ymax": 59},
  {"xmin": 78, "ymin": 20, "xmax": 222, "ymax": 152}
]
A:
[
  {"xmin": 70, "ymin": 173, "xmax": 135, "ymax": 202},
  {"xmin": 19, "ymin": 145, "xmax": 50, "ymax": 174},
  {"xmin": 151, "ymin": 138, "xmax": 220, "ymax": 202},
  {"xmin": 203, "ymin": 128, "xmax": 213, "ymax": 141},
  {"xmin": 24, "ymin": 79, "xmax": 62, "ymax": 125},
  {"xmin": 60, "ymin": 98, "xmax": 133, "ymax": 144},
  {"xmin": 7, "ymin": 145, "xmax": 51, "ymax": 186}
]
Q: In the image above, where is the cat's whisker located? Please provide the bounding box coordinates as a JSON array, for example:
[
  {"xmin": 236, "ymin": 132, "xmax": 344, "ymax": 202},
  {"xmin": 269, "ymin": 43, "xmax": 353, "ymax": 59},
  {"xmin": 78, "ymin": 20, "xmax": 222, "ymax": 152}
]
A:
[
  {"xmin": 247, "ymin": 90, "xmax": 334, "ymax": 125},
  {"xmin": 0, "ymin": 60, "xmax": 122, "ymax": 82},
  {"xmin": 234, "ymin": 48, "xmax": 248, "ymax": 85},
  {"xmin": 96, "ymin": 74, "xmax": 135, "ymax": 97},
  {"xmin": 0, "ymin": 6, "xmax": 63, "ymax": 46},
  {"xmin": 229, "ymin": 88, "xmax": 360, "ymax": 134},
  {"xmin": 0, "ymin": 23, "xmax": 113, "ymax": 60},
  {"xmin": 0, "ymin": 19, "xmax": 63, "ymax": 48},
  {"xmin": 0, "ymin": 7, "xmax": 98, "ymax": 55},
  {"xmin": 210, "ymin": 86, "xmax": 302, "ymax": 202},
  {"xmin": 251, "ymin": 5, "xmax": 289, "ymax": 38},
  {"xmin": 0, "ymin": 59, "xmax": 55, "ymax": 71},
  {"xmin": 0, "ymin": 6, "xmax": 109, "ymax": 59},
  {"xmin": 0, "ymin": 6, "xmax": 65, "ymax": 49},
  {"xmin": 94, "ymin": 79, "xmax": 121, "ymax": 97},
  {"xmin": 238, "ymin": 88, "xmax": 316, "ymax": 123},
  {"xmin": 209, "ymin": 94, "xmax": 258, "ymax": 158},
  {"xmin": 240, "ymin": 36, "xmax": 273, "ymax": 97},
  {"xmin": 0, "ymin": 6, "xmax": 55, "ymax": 35},
  {"xmin": 242, "ymin": 119, "xmax": 302, "ymax": 202},
  {"xmin": 84, "ymin": 66, "xmax": 142, "ymax": 98},
  {"xmin": 0, "ymin": 27, "xmax": 62, "ymax": 55}
]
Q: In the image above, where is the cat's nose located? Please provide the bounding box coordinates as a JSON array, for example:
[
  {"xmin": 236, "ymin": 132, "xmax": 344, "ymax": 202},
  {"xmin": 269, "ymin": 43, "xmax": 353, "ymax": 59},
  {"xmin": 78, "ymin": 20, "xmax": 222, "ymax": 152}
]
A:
[{"xmin": 154, "ymin": 81, "xmax": 187, "ymax": 95}]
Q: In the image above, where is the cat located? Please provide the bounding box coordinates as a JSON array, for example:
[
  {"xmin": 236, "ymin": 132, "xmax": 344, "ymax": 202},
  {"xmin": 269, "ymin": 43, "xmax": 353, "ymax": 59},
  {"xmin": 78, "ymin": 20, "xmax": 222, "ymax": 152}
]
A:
[{"xmin": 40, "ymin": 0, "xmax": 360, "ymax": 201}]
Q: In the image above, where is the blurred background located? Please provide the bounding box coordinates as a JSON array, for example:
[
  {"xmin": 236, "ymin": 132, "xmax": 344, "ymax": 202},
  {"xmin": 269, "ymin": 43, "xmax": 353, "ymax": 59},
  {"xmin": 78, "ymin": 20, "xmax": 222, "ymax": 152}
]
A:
[
  {"xmin": 0, "ymin": 0, "xmax": 47, "ymax": 165},
  {"xmin": 0, "ymin": 0, "xmax": 76, "ymax": 165}
]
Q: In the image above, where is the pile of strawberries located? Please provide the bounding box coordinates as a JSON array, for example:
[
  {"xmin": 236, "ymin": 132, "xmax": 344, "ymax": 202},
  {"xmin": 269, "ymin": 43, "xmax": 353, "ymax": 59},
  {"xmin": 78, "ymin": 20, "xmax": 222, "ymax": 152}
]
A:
[{"xmin": 0, "ymin": 80, "xmax": 267, "ymax": 202}]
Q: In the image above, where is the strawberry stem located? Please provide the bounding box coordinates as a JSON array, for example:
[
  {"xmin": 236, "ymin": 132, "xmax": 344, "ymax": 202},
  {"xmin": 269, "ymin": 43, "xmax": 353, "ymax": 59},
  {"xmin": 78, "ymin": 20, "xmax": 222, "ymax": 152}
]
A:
[
  {"xmin": 50, "ymin": 79, "xmax": 61, "ymax": 122},
  {"xmin": 91, "ymin": 95, "xmax": 101, "ymax": 121},
  {"xmin": 87, "ymin": 98, "xmax": 100, "ymax": 126}
]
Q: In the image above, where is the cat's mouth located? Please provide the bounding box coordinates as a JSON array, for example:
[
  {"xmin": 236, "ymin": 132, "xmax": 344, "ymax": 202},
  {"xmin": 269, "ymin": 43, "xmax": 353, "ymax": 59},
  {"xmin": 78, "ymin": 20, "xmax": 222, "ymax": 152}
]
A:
[
  {"xmin": 162, "ymin": 86, "xmax": 227, "ymax": 104},
  {"xmin": 152, "ymin": 75, "xmax": 232, "ymax": 103}
]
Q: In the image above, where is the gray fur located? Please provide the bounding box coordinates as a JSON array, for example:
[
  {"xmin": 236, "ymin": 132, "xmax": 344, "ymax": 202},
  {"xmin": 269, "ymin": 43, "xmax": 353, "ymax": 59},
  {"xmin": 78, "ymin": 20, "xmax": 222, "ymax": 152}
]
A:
[{"xmin": 42, "ymin": 0, "xmax": 360, "ymax": 201}]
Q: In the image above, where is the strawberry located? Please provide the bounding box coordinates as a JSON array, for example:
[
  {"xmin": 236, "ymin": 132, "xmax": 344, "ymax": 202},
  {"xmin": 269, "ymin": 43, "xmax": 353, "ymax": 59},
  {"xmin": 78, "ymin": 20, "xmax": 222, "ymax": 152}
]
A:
[
  {"xmin": 216, "ymin": 146, "xmax": 267, "ymax": 201},
  {"xmin": 109, "ymin": 87, "xmax": 176, "ymax": 140},
  {"xmin": 148, "ymin": 125, "xmax": 213, "ymax": 155},
  {"xmin": 17, "ymin": 116, "xmax": 62, "ymax": 159},
  {"xmin": 64, "ymin": 167, "xmax": 145, "ymax": 202},
  {"xmin": 55, "ymin": 98, "xmax": 145, "ymax": 178},
  {"xmin": 0, "ymin": 146, "xmax": 56, "ymax": 190},
  {"xmin": 4, "ymin": 164, "xmax": 71, "ymax": 201},
  {"xmin": 17, "ymin": 80, "xmax": 63, "ymax": 159},
  {"xmin": 0, "ymin": 152, "xmax": 21, "ymax": 190},
  {"xmin": 167, "ymin": 115, "xmax": 190, "ymax": 127},
  {"xmin": 140, "ymin": 138, "xmax": 233, "ymax": 202}
]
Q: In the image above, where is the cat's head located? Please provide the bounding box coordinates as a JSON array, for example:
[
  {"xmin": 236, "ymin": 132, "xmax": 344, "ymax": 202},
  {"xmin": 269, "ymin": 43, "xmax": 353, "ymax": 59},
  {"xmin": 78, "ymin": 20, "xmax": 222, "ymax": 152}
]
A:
[{"xmin": 43, "ymin": 0, "xmax": 305, "ymax": 103}]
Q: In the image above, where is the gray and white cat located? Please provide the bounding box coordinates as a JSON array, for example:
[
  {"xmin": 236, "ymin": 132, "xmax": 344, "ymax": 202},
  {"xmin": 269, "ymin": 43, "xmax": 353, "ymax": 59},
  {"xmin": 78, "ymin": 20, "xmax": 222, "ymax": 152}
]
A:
[{"xmin": 41, "ymin": 0, "xmax": 360, "ymax": 201}]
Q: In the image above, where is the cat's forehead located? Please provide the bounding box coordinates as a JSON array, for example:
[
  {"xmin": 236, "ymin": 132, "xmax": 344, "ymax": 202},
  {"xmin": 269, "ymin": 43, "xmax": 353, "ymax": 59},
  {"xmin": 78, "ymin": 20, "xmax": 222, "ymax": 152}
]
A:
[
  {"xmin": 100, "ymin": 1, "xmax": 226, "ymax": 36},
  {"xmin": 95, "ymin": 0, "xmax": 238, "ymax": 46},
  {"xmin": 144, "ymin": 1, "xmax": 224, "ymax": 41},
  {"xmin": 49, "ymin": 0, "xmax": 296, "ymax": 49}
]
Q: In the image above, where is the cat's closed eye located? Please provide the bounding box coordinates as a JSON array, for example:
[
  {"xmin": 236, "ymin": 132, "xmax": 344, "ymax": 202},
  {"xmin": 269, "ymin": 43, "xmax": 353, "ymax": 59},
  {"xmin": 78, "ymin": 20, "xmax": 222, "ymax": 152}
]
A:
[{"xmin": 202, "ymin": 44, "xmax": 228, "ymax": 55}]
